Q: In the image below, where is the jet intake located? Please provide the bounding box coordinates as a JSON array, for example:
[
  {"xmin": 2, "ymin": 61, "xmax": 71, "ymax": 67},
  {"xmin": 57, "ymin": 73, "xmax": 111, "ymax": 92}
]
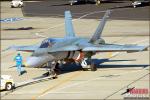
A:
[{"xmin": 67, "ymin": 51, "xmax": 84, "ymax": 61}]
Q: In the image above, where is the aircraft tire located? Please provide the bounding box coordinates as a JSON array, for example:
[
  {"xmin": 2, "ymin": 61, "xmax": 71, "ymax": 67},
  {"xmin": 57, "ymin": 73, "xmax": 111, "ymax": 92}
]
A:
[
  {"xmin": 11, "ymin": 6, "xmax": 14, "ymax": 8},
  {"xmin": 5, "ymin": 83, "xmax": 13, "ymax": 91},
  {"xmin": 43, "ymin": 72, "xmax": 50, "ymax": 77},
  {"xmin": 82, "ymin": 68, "xmax": 88, "ymax": 71},
  {"xmin": 90, "ymin": 63, "xmax": 97, "ymax": 71}
]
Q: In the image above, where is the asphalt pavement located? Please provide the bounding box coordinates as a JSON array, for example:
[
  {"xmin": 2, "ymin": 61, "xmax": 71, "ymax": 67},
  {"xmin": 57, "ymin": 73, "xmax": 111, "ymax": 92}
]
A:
[{"xmin": 22, "ymin": 0, "xmax": 150, "ymax": 20}]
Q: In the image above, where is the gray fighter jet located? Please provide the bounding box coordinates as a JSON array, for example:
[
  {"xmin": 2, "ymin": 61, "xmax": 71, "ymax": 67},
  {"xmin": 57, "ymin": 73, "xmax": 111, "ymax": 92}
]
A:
[{"xmin": 6, "ymin": 10, "xmax": 148, "ymax": 77}]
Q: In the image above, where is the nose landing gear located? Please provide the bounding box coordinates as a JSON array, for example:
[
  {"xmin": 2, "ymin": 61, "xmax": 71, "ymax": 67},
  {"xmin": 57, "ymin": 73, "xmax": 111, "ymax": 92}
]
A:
[{"xmin": 43, "ymin": 61, "xmax": 61, "ymax": 79}]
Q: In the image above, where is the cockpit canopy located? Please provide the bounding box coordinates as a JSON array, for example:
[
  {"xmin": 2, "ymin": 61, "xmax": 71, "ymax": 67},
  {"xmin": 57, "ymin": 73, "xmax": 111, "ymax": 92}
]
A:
[{"xmin": 40, "ymin": 38, "xmax": 55, "ymax": 48}]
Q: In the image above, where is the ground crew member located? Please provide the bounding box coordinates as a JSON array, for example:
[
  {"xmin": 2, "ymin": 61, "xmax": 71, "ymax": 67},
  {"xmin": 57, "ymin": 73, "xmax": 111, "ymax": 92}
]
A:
[{"xmin": 14, "ymin": 53, "xmax": 24, "ymax": 76}]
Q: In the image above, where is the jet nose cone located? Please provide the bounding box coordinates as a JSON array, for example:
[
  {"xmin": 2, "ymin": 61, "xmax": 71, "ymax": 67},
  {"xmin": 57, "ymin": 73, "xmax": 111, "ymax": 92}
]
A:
[
  {"xmin": 24, "ymin": 60, "xmax": 34, "ymax": 67},
  {"xmin": 25, "ymin": 56, "xmax": 51, "ymax": 67},
  {"xmin": 25, "ymin": 56, "xmax": 51, "ymax": 68},
  {"xmin": 25, "ymin": 57, "xmax": 39, "ymax": 67}
]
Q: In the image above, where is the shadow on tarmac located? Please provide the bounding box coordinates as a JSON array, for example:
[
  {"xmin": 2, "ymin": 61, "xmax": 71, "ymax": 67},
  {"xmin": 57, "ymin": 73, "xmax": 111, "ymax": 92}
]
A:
[
  {"xmin": 51, "ymin": 1, "xmax": 126, "ymax": 7},
  {"xmin": 22, "ymin": 0, "xmax": 149, "ymax": 20},
  {"xmin": 3, "ymin": 27, "xmax": 34, "ymax": 31},
  {"xmin": 60, "ymin": 59, "xmax": 149, "ymax": 73},
  {"xmin": 1, "ymin": 58, "xmax": 148, "ymax": 95}
]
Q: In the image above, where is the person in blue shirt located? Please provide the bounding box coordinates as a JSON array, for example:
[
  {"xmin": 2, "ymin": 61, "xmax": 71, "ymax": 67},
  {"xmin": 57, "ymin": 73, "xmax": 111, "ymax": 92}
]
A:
[{"xmin": 14, "ymin": 53, "xmax": 25, "ymax": 76}]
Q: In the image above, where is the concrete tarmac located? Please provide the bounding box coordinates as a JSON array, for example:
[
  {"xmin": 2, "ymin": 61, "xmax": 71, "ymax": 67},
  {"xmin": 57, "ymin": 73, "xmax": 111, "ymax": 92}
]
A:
[{"xmin": 1, "ymin": 1, "xmax": 149, "ymax": 100}]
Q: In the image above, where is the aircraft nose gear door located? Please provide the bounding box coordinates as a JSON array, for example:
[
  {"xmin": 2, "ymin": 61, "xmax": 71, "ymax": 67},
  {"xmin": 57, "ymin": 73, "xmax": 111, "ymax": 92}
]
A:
[{"xmin": 81, "ymin": 58, "xmax": 97, "ymax": 71}]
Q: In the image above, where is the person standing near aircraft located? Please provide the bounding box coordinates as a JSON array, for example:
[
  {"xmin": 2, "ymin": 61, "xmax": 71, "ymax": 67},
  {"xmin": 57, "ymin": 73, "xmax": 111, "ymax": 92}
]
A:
[{"xmin": 14, "ymin": 53, "xmax": 25, "ymax": 76}]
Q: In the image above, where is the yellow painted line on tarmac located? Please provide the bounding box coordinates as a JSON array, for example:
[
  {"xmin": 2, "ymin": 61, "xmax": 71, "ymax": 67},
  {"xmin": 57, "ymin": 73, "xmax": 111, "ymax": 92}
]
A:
[
  {"xmin": 108, "ymin": 52, "xmax": 112, "ymax": 58},
  {"xmin": 31, "ymin": 71, "xmax": 82, "ymax": 100}
]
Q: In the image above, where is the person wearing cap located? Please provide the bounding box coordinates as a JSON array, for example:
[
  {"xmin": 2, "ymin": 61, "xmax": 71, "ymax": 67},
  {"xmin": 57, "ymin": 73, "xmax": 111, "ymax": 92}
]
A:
[{"xmin": 14, "ymin": 53, "xmax": 24, "ymax": 76}]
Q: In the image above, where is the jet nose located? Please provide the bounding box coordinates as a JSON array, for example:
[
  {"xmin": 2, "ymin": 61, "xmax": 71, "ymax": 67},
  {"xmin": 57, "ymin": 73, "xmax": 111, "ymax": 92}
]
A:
[
  {"xmin": 24, "ymin": 56, "xmax": 51, "ymax": 68},
  {"xmin": 24, "ymin": 57, "xmax": 39, "ymax": 67},
  {"xmin": 24, "ymin": 60, "xmax": 35, "ymax": 68}
]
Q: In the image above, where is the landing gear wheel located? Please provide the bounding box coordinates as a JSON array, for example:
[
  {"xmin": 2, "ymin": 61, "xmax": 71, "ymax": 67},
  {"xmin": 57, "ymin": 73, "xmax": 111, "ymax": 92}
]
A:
[
  {"xmin": 42, "ymin": 71, "xmax": 57, "ymax": 79},
  {"xmin": 82, "ymin": 67, "xmax": 88, "ymax": 71},
  {"xmin": 54, "ymin": 63, "xmax": 61, "ymax": 75},
  {"xmin": 90, "ymin": 63, "xmax": 97, "ymax": 71},
  {"xmin": 43, "ymin": 72, "xmax": 50, "ymax": 77},
  {"xmin": 49, "ymin": 70, "xmax": 57, "ymax": 79},
  {"xmin": 5, "ymin": 83, "xmax": 13, "ymax": 91},
  {"xmin": 52, "ymin": 75, "xmax": 57, "ymax": 79}
]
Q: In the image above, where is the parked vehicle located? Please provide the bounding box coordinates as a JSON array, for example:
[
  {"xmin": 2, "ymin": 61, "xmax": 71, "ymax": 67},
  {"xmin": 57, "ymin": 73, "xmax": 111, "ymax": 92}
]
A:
[
  {"xmin": 0, "ymin": 75, "xmax": 15, "ymax": 91},
  {"xmin": 10, "ymin": 0, "xmax": 23, "ymax": 8}
]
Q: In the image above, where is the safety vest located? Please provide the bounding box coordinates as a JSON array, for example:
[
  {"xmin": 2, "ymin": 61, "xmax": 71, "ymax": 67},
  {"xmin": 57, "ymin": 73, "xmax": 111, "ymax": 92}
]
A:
[{"xmin": 15, "ymin": 56, "xmax": 22, "ymax": 63}]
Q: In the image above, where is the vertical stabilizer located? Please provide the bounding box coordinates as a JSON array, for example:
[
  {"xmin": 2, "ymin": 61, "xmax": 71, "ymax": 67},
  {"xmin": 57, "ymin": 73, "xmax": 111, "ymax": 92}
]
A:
[
  {"xmin": 65, "ymin": 11, "xmax": 75, "ymax": 38},
  {"xmin": 90, "ymin": 10, "xmax": 111, "ymax": 42}
]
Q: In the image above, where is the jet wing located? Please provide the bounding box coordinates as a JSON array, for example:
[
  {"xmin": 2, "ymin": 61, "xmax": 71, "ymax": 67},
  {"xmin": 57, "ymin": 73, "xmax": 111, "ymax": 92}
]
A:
[
  {"xmin": 2, "ymin": 45, "xmax": 38, "ymax": 52},
  {"xmin": 48, "ymin": 45, "xmax": 80, "ymax": 52},
  {"xmin": 48, "ymin": 44, "xmax": 148, "ymax": 53},
  {"xmin": 82, "ymin": 44, "xmax": 148, "ymax": 52}
]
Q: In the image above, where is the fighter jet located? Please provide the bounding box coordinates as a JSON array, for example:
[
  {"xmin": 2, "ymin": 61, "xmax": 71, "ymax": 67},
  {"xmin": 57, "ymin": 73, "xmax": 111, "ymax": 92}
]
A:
[
  {"xmin": 131, "ymin": 0, "xmax": 150, "ymax": 8},
  {"xmin": 6, "ymin": 10, "xmax": 148, "ymax": 77}
]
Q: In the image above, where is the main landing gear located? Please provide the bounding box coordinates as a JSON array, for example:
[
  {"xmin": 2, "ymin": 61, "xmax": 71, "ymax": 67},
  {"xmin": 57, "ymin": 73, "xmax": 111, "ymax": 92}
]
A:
[{"xmin": 81, "ymin": 58, "xmax": 97, "ymax": 71}]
